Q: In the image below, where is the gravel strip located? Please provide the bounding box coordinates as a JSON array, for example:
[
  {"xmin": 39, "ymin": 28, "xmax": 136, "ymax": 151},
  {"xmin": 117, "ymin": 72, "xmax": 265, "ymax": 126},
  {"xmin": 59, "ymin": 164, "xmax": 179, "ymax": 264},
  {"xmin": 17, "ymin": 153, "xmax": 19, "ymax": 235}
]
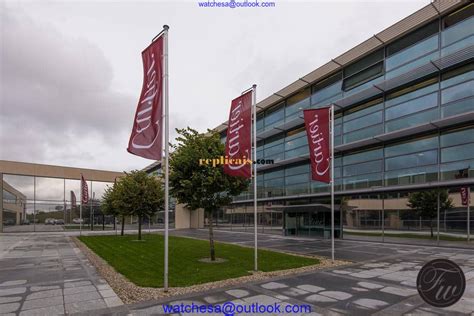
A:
[{"xmin": 72, "ymin": 236, "xmax": 349, "ymax": 304}]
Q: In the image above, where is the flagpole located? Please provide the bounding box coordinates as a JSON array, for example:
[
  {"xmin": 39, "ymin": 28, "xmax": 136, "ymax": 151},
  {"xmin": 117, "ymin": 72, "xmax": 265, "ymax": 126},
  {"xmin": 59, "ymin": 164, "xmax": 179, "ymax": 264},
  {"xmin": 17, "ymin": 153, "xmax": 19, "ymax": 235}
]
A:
[
  {"xmin": 91, "ymin": 182, "xmax": 93, "ymax": 231},
  {"xmin": 330, "ymin": 104, "xmax": 335, "ymax": 263},
  {"xmin": 80, "ymin": 177, "xmax": 83, "ymax": 236},
  {"xmin": 252, "ymin": 84, "xmax": 258, "ymax": 272},
  {"xmin": 468, "ymin": 187, "xmax": 471, "ymax": 242},
  {"xmin": 162, "ymin": 24, "xmax": 170, "ymax": 292}
]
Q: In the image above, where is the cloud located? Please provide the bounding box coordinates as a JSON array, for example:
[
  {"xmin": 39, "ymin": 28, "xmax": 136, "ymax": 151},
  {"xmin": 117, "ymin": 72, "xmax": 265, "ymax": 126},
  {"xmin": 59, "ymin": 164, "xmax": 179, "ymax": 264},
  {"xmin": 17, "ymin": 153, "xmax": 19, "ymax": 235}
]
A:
[{"xmin": 0, "ymin": 7, "xmax": 142, "ymax": 170}]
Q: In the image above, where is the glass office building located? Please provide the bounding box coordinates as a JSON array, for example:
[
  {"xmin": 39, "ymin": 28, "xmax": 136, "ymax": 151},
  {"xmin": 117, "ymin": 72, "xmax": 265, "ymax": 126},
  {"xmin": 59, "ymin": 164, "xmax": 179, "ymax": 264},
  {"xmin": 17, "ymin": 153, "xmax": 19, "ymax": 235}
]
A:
[
  {"xmin": 212, "ymin": 2, "xmax": 474, "ymax": 245},
  {"xmin": 0, "ymin": 161, "xmax": 121, "ymax": 233}
]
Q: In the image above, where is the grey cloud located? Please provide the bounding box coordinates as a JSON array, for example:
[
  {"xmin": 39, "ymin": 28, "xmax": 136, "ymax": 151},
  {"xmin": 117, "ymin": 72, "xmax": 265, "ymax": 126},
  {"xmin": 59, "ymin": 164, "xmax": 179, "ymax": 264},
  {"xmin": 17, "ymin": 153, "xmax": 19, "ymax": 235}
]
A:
[{"xmin": 0, "ymin": 7, "xmax": 141, "ymax": 170}]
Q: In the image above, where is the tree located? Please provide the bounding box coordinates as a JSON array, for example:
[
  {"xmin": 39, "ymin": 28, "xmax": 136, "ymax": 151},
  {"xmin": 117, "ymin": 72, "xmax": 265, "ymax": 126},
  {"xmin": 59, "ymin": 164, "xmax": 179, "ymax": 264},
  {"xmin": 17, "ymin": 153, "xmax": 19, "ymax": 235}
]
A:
[
  {"xmin": 169, "ymin": 127, "xmax": 249, "ymax": 261},
  {"xmin": 102, "ymin": 171, "xmax": 164, "ymax": 240},
  {"xmin": 102, "ymin": 183, "xmax": 124, "ymax": 234},
  {"xmin": 407, "ymin": 189, "xmax": 454, "ymax": 238}
]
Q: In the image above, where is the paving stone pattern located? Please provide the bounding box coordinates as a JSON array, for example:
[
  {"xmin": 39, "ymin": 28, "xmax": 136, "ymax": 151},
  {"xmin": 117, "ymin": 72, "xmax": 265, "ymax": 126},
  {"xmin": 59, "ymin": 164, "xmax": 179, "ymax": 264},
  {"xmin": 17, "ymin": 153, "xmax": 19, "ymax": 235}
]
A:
[{"xmin": 0, "ymin": 234, "xmax": 125, "ymax": 315}]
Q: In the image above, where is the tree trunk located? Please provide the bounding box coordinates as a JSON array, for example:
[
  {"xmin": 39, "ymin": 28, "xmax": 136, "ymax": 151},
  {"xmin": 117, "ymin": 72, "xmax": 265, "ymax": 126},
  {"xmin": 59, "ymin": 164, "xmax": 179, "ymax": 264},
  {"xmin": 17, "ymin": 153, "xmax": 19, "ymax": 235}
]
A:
[
  {"xmin": 113, "ymin": 216, "xmax": 116, "ymax": 231},
  {"xmin": 138, "ymin": 215, "xmax": 142, "ymax": 240},
  {"xmin": 430, "ymin": 220, "xmax": 433, "ymax": 238},
  {"xmin": 121, "ymin": 215, "xmax": 125, "ymax": 236},
  {"xmin": 207, "ymin": 211, "xmax": 216, "ymax": 261}
]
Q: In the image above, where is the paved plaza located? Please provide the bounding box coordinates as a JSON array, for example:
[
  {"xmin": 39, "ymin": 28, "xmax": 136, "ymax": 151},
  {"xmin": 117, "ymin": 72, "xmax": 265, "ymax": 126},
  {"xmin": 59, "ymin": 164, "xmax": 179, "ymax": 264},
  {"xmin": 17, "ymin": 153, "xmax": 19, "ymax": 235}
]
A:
[
  {"xmin": 0, "ymin": 233, "xmax": 126, "ymax": 315},
  {"xmin": 1, "ymin": 229, "xmax": 474, "ymax": 315}
]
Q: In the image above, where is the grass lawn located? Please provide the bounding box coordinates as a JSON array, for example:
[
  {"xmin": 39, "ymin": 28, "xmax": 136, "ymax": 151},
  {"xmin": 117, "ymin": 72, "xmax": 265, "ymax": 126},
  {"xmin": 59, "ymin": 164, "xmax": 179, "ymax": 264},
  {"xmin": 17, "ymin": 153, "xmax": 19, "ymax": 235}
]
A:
[
  {"xmin": 78, "ymin": 234, "xmax": 319, "ymax": 288},
  {"xmin": 345, "ymin": 231, "xmax": 467, "ymax": 242}
]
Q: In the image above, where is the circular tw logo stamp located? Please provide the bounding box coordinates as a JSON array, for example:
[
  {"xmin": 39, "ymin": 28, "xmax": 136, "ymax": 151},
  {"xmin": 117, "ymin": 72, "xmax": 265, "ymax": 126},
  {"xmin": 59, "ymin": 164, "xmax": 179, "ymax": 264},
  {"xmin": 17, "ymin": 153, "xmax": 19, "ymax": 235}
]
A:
[{"xmin": 417, "ymin": 259, "xmax": 465, "ymax": 308}]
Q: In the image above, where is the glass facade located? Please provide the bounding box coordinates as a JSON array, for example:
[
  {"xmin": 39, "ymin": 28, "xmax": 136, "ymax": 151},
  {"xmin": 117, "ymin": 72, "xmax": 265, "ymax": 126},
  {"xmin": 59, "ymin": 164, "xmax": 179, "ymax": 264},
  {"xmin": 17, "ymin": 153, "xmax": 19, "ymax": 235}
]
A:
[
  {"xmin": 1, "ymin": 173, "xmax": 174, "ymax": 232},
  {"xmin": 216, "ymin": 3, "xmax": 474, "ymax": 242},
  {"xmin": 221, "ymin": 4, "xmax": 474, "ymax": 243},
  {"xmin": 342, "ymin": 187, "xmax": 473, "ymax": 247}
]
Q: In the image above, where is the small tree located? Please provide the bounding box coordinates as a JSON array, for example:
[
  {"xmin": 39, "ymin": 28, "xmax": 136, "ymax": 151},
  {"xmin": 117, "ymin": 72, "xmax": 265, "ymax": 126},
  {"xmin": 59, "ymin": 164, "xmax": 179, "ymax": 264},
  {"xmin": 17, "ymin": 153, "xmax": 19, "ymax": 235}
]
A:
[
  {"xmin": 169, "ymin": 127, "xmax": 249, "ymax": 261},
  {"xmin": 102, "ymin": 183, "xmax": 124, "ymax": 234},
  {"xmin": 407, "ymin": 189, "xmax": 453, "ymax": 238},
  {"xmin": 103, "ymin": 171, "xmax": 164, "ymax": 240}
]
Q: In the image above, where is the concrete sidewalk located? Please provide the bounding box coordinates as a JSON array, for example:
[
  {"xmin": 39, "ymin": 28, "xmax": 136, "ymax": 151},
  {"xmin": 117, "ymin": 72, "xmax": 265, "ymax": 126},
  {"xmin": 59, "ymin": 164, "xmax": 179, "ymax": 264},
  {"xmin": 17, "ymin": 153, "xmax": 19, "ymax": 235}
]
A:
[{"xmin": 0, "ymin": 234, "xmax": 128, "ymax": 315}]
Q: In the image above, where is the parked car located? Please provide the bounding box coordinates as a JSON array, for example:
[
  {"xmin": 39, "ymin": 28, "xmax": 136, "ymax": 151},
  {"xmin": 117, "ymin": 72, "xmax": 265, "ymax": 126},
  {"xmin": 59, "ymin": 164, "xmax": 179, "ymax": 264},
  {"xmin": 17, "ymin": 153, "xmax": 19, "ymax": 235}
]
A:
[
  {"xmin": 72, "ymin": 218, "xmax": 84, "ymax": 224},
  {"xmin": 55, "ymin": 219, "xmax": 65, "ymax": 225},
  {"xmin": 21, "ymin": 219, "xmax": 30, "ymax": 225},
  {"xmin": 45, "ymin": 218, "xmax": 55, "ymax": 225},
  {"xmin": 3, "ymin": 219, "xmax": 16, "ymax": 226}
]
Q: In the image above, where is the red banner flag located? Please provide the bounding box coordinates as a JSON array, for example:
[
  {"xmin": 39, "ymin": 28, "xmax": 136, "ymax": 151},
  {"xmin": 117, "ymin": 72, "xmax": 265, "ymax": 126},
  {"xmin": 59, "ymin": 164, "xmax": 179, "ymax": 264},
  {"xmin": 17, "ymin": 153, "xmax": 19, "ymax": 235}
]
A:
[
  {"xmin": 223, "ymin": 91, "xmax": 252, "ymax": 178},
  {"xmin": 127, "ymin": 36, "xmax": 164, "ymax": 160},
  {"xmin": 81, "ymin": 175, "xmax": 89, "ymax": 205},
  {"xmin": 71, "ymin": 191, "xmax": 77, "ymax": 208},
  {"xmin": 461, "ymin": 187, "xmax": 469, "ymax": 206},
  {"xmin": 304, "ymin": 108, "xmax": 331, "ymax": 183}
]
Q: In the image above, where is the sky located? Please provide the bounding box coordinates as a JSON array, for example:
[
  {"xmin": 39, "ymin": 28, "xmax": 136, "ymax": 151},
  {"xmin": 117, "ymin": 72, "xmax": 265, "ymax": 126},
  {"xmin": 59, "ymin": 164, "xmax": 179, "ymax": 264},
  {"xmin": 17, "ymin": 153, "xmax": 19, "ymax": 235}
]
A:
[{"xmin": 0, "ymin": 0, "xmax": 429, "ymax": 172}]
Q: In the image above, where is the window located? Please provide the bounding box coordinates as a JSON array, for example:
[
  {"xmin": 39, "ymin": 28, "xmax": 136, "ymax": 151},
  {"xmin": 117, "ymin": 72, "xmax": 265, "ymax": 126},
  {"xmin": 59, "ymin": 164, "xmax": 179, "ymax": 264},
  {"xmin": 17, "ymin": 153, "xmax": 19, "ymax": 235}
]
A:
[
  {"xmin": 344, "ymin": 111, "xmax": 383, "ymax": 133},
  {"xmin": 443, "ymin": 3, "xmax": 474, "ymax": 29},
  {"xmin": 440, "ymin": 65, "xmax": 474, "ymax": 118},
  {"xmin": 385, "ymin": 165, "xmax": 438, "ymax": 186},
  {"xmin": 285, "ymin": 127, "xmax": 307, "ymax": 152},
  {"xmin": 344, "ymin": 160, "xmax": 382, "ymax": 177},
  {"xmin": 343, "ymin": 49, "xmax": 384, "ymax": 90},
  {"xmin": 343, "ymin": 173, "xmax": 382, "ymax": 190},
  {"xmin": 264, "ymin": 133, "xmax": 284, "ymax": 148},
  {"xmin": 264, "ymin": 134, "xmax": 285, "ymax": 161},
  {"xmin": 386, "ymin": 20, "xmax": 438, "ymax": 56},
  {"xmin": 343, "ymin": 49, "xmax": 384, "ymax": 91},
  {"xmin": 442, "ymin": 4, "xmax": 474, "ymax": 49},
  {"xmin": 440, "ymin": 160, "xmax": 474, "ymax": 180},
  {"xmin": 264, "ymin": 145, "xmax": 284, "ymax": 161},
  {"xmin": 385, "ymin": 149, "xmax": 438, "ymax": 171},
  {"xmin": 264, "ymin": 102, "xmax": 284, "ymax": 128},
  {"xmin": 285, "ymin": 163, "xmax": 309, "ymax": 176},
  {"xmin": 285, "ymin": 163, "xmax": 309, "ymax": 195},
  {"xmin": 385, "ymin": 136, "xmax": 438, "ymax": 158},
  {"xmin": 440, "ymin": 127, "xmax": 474, "ymax": 147},
  {"xmin": 263, "ymin": 168, "xmax": 285, "ymax": 197},
  {"xmin": 442, "ymin": 143, "xmax": 474, "ymax": 163},
  {"xmin": 384, "ymin": 78, "xmax": 439, "ymax": 132},
  {"xmin": 385, "ymin": 93, "xmax": 438, "ymax": 121},
  {"xmin": 385, "ymin": 109, "xmax": 438, "ymax": 132},
  {"xmin": 441, "ymin": 80, "xmax": 474, "ymax": 105},
  {"xmin": 343, "ymin": 148, "xmax": 383, "ymax": 165},
  {"xmin": 343, "ymin": 63, "xmax": 383, "ymax": 91},
  {"xmin": 441, "ymin": 63, "xmax": 474, "ymax": 88},
  {"xmin": 386, "ymin": 35, "xmax": 438, "ymax": 71},
  {"xmin": 344, "ymin": 125, "xmax": 383, "ymax": 144},
  {"xmin": 341, "ymin": 99, "xmax": 383, "ymax": 142},
  {"xmin": 264, "ymin": 168, "xmax": 284, "ymax": 180},
  {"xmin": 344, "ymin": 49, "xmax": 384, "ymax": 78},
  {"xmin": 311, "ymin": 72, "xmax": 342, "ymax": 105},
  {"xmin": 256, "ymin": 113, "xmax": 264, "ymax": 131},
  {"xmin": 286, "ymin": 88, "xmax": 310, "ymax": 119},
  {"xmin": 343, "ymin": 98, "xmax": 383, "ymax": 122},
  {"xmin": 3, "ymin": 190, "xmax": 17, "ymax": 204},
  {"xmin": 438, "ymin": 126, "xmax": 474, "ymax": 178},
  {"xmin": 264, "ymin": 178, "xmax": 284, "ymax": 197},
  {"xmin": 386, "ymin": 78, "xmax": 438, "ymax": 106}
]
